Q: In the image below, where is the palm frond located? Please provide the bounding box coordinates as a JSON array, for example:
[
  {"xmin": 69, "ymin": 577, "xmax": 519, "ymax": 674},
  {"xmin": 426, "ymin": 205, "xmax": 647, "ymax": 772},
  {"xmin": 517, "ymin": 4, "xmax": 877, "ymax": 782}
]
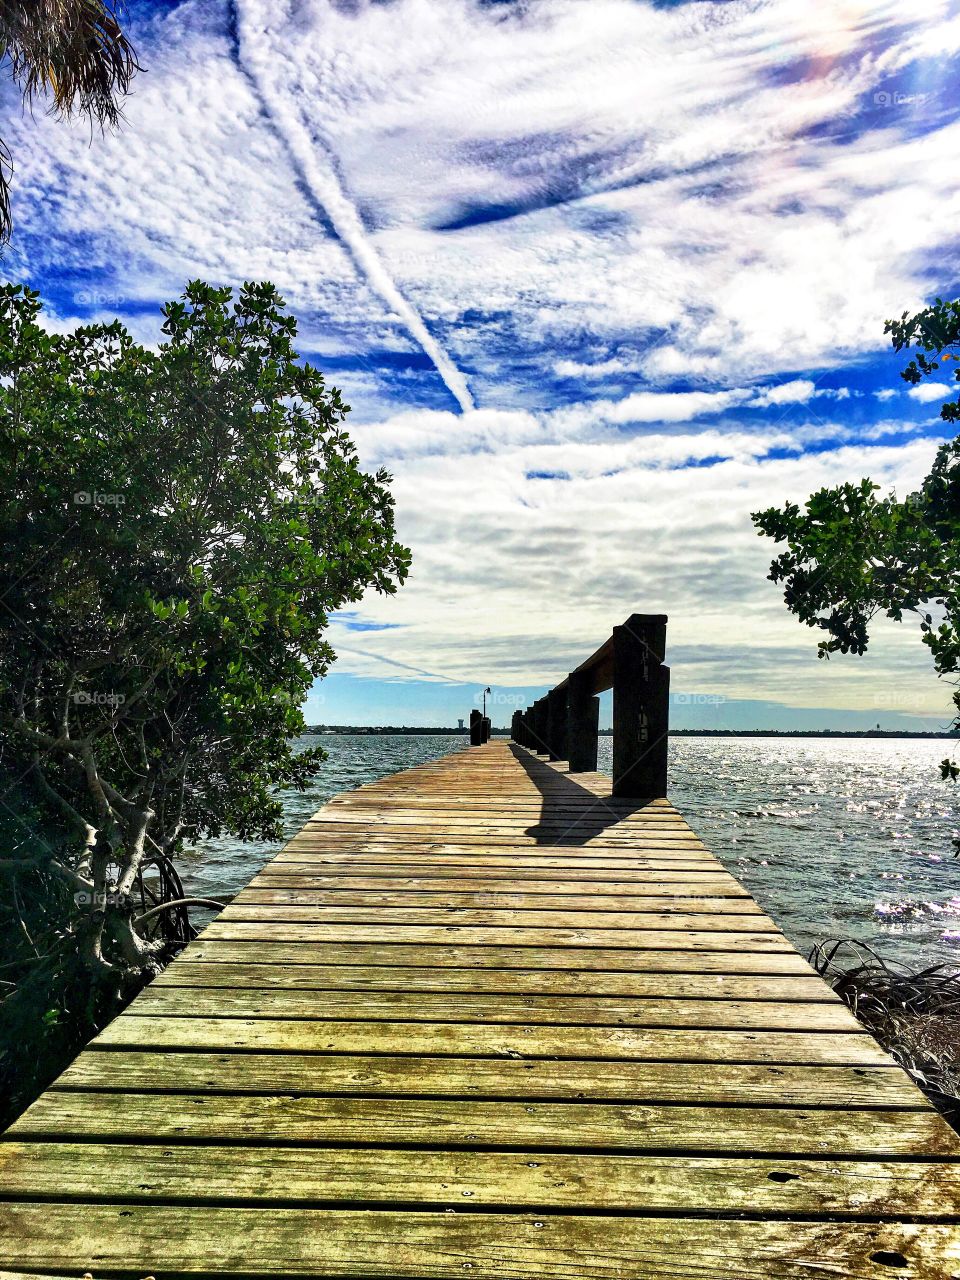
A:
[
  {"xmin": 0, "ymin": 1, "xmax": 139, "ymax": 242},
  {"xmin": 0, "ymin": 135, "xmax": 11, "ymax": 245}
]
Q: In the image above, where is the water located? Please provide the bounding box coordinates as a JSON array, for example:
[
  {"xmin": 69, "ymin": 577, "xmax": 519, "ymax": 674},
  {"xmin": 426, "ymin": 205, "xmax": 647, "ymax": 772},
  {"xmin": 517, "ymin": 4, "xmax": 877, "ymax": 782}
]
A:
[
  {"xmin": 180, "ymin": 734, "xmax": 960, "ymax": 971},
  {"xmin": 651, "ymin": 736, "xmax": 960, "ymax": 969}
]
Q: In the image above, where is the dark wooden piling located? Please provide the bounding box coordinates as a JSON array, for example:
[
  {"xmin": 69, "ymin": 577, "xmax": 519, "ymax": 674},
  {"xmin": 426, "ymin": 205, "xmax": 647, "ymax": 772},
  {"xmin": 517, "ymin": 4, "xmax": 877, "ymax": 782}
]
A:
[
  {"xmin": 532, "ymin": 697, "xmax": 548, "ymax": 754},
  {"xmin": 547, "ymin": 685, "xmax": 567, "ymax": 762},
  {"xmin": 611, "ymin": 614, "xmax": 669, "ymax": 800},
  {"xmin": 514, "ymin": 612, "xmax": 671, "ymax": 800},
  {"xmin": 566, "ymin": 666, "xmax": 599, "ymax": 773}
]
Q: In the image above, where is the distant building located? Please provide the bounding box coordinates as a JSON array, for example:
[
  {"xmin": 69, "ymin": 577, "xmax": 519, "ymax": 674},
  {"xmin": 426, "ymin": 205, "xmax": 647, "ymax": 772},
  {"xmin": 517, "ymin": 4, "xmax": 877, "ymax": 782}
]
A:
[{"xmin": 458, "ymin": 718, "xmax": 465, "ymax": 730}]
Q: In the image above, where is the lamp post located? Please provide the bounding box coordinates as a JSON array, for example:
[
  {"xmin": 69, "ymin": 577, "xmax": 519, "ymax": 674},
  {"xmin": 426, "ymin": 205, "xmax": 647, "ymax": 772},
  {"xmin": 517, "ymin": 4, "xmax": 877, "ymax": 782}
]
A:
[{"xmin": 481, "ymin": 687, "xmax": 492, "ymax": 744}]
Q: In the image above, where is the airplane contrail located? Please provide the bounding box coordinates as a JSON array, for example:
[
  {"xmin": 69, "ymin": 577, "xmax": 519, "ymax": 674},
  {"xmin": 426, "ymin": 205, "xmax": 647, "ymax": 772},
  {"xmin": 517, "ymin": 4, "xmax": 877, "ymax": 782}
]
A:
[{"xmin": 233, "ymin": 0, "xmax": 475, "ymax": 413}]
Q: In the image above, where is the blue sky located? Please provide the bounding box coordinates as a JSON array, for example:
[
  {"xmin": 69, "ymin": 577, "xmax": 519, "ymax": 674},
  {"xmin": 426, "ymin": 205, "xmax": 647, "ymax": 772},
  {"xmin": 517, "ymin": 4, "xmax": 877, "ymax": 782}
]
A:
[{"xmin": 4, "ymin": 0, "xmax": 960, "ymax": 728}]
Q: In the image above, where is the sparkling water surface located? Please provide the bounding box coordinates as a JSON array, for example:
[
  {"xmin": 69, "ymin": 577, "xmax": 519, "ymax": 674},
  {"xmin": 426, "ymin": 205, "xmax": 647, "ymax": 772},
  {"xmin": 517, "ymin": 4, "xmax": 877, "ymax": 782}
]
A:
[{"xmin": 180, "ymin": 734, "xmax": 960, "ymax": 970}]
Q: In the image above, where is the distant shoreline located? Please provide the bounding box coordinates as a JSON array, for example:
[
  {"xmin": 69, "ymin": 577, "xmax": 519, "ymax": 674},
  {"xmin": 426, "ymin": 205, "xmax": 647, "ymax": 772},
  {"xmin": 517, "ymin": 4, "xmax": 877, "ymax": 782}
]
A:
[{"xmin": 305, "ymin": 725, "xmax": 958, "ymax": 740}]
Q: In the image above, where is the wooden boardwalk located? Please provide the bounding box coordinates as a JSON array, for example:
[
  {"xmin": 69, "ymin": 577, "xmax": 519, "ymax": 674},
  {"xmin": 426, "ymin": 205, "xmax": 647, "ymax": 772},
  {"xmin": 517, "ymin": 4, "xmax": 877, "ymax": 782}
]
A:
[{"xmin": 1, "ymin": 740, "xmax": 959, "ymax": 1278}]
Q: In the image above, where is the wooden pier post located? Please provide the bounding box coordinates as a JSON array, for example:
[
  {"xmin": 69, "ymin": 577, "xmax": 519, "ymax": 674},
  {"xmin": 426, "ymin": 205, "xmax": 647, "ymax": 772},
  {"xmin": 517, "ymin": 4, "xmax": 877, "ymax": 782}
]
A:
[
  {"xmin": 612, "ymin": 613, "xmax": 670, "ymax": 799},
  {"xmin": 566, "ymin": 667, "xmax": 599, "ymax": 773},
  {"xmin": 517, "ymin": 613, "xmax": 669, "ymax": 797},
  {"xmin": 469, "ymin": 708, "xmax": 483, "ymax": 747},
  {"xmin": 547, "ymin": 685, "xmax": 567, "ymax": 762},
  {"xmin": 533, "ymin": 698, "xmax": 548, "ymax": 754}
]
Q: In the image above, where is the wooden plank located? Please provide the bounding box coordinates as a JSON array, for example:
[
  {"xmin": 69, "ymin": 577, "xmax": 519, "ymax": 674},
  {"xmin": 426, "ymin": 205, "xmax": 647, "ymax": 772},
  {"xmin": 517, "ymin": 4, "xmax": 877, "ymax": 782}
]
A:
[
  {"xmin": 284, "ymin": 838, "xmax": 715, "ymax": 855},
  {"xmin": 252, "ymin": 870, "xmax": 747, "ymax": 889},
  {"xmin": 305, "ymin": 829, "xmax": 700, "ymax": 840},
  {"xmin": 132, "ymin": 986, "xmax": 862, "ymax": 1032},
  {"xmin": 323, "ymin": 788, "xmax": 660, "ymax": 798},
  {"xmin": 295, "ymin": 832, "xmax": 702, "ymax": 844},
  {"xmin": 345, "ymin": 790, "xmax": 635, "ymax": 798},
  {"xmin": 2, "ymin": 1143, "xmax": 958, "ymax": 1217},
  {"xmin": 308, "ymin": 819, "xmax": 697, "ymax": 834},
  {"xmin": 304, "ymin": 815, "xmax": 634, "ymax": 824},
  {"xmin": 280, "ymin": 804, "xmax": 692, "ymax": 818},
  {"xmin": 284, "ymin": 828, "xmax": 707, "ymax": 842},
  {"xmin": 1, "ymin": 1204, "xmax": 957, "ymax": 1280},
  {"xmin": 153, "ymin": 963, "xmax": 839, "ymax": 1000},
  {"xmin": 216, "ymin": 905, "xmax": 780, "ymax": 931},
  {"xmin": 202, "ymin": 921, "xmax": 793, "ymax": 949},
  {"xmin": 181, "ymin": 939, "xmax": 818, "ymax": 974},
  {"xmin": 298, "ymin": 807, "xmax": 691, "ymax": 816},
  {"xmin": 273, "ymin": 850, "xmax": 721, "ymax": 868},
  {"xmin": 304, "ymin": 819, "xmax": 698, "ymax": 835},
  {"xmin": 235, "ymin": 888, "xmax": 762, "ymax": 913},
  {"xmin": 325, "ymin": 800, "xmax": 674, "ymax": 814},
  {"xmin": 51, "ymin": 1051, "xmax": 930, "ymax": 1108},
  {"xmin": 9, "ymin": 1092, "xmax": 956, "ymax": 1154},
  {"xmin": 301, "ymin": 815, "xmax": 703, "ymax": 830},
  {"xmin": 89, "ymin": 1015, "xmax": 892, "ymax": 1064},
  {"xmin": 297, "ymin": 831, "xmax": 709, "ymax": 847},
  {"xmin": 325, "ymin": 810, "xmax": 687, "ymax": 824}
]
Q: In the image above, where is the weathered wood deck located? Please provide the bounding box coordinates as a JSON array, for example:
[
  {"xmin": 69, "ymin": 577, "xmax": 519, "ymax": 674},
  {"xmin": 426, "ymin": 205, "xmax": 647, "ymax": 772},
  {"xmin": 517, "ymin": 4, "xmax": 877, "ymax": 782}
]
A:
[{"xmin": 1, "ymin": 740, "xmax": 959, "ymax": 1278}]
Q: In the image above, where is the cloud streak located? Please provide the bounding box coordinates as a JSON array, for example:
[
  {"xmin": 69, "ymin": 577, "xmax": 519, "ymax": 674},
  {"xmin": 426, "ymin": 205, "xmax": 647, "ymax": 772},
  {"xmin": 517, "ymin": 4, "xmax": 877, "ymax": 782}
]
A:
[{"xmin": 232, "ymin": 0, "xmax": 474, "ymax": 412}]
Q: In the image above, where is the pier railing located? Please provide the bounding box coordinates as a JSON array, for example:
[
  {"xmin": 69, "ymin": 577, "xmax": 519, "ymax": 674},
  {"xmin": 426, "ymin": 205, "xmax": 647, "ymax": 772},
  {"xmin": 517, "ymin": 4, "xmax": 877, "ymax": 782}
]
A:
[
  {"xmin": 469, "ymin": 709, "xmax": 491, "ymax": 747},
  {"xmin": 509, "ymin": 613, "xmax": 670, "ymax": 799}
]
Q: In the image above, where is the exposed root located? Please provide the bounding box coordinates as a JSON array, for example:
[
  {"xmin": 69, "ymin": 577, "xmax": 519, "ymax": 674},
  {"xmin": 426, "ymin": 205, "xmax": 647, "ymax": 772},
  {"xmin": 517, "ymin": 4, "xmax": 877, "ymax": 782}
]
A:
[{"xmin": 811, "ymin": 938, "xmax": 960, "ymax": 1124}]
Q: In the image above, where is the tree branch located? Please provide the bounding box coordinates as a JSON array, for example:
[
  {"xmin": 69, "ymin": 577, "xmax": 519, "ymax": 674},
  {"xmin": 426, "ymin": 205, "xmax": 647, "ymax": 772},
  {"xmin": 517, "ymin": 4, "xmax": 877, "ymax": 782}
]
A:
[{"xmin": 135, "ymin": 897, "xmax": 225, "ymax": 925}]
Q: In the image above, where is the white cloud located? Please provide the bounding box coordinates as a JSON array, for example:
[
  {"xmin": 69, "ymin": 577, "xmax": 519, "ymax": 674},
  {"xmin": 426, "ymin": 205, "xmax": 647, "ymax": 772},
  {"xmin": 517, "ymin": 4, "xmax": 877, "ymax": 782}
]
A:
[
  {"xmin": 343, "ymin": 404, "xmax": 951, "ymax": 714},
  {"xmin": 751, "ymin": 380, "xmax": 816, "ymax": 408},
  {"xmin": 553, "ymin": 356, "xmax": 642, "ymax": 380},
  {"xmin": 749, "ymin": 383, "xmax": 856, "ymax": 408},
  {"xmin": 551, "ymin": 387, "xmax": 753, "ymax": 431},
  {"xmin": 4, "ymin": 0, "xmax": 958, "ymax": 715},
  {"xmin": 908, "ymin": 381, "xmax": 955, "ymax": 402},
  {"xmin": 7, "ymin": 0, "xmax": 960, "ymax": 394}
]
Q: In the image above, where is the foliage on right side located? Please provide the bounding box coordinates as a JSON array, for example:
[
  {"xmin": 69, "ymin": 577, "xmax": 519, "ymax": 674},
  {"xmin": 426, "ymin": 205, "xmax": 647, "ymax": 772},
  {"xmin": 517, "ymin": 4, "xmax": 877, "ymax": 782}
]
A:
[{"xmin": 753, "ymin": 298, "xmax": 960, "ymax": 771}]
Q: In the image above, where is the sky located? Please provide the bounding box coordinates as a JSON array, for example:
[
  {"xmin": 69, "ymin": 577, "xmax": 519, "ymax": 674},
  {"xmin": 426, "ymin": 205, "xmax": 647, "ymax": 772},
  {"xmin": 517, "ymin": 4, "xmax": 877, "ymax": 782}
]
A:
[{"xmin": 4, "ymin": 0, "xmax": 960, "ymax": 728}]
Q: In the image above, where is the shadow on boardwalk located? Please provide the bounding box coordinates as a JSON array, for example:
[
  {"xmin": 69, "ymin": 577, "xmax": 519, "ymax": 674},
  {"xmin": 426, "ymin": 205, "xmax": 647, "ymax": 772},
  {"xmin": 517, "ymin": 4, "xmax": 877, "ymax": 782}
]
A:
[{"xmin": 510, "ymin": 743, "xmax": 656, "ymax": 846}]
